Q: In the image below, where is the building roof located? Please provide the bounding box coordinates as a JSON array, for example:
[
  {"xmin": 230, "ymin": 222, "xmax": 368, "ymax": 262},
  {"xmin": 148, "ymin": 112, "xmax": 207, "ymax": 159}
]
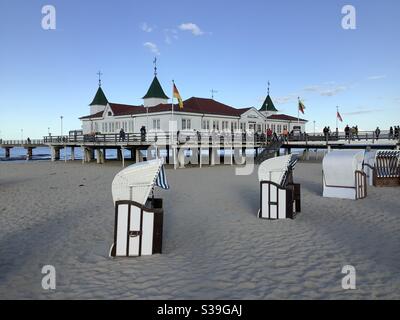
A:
[
  {"xmin": 142, "ymin": 76, "xmax": 169, "ymax": 100},
  {"xmin": 259, "ymin": 95, "xmax": 278, "ymax": 112},
  {"xmin": 267, "ymin": 114, "xmax": 307, "ymax": 122},
  {"xmin": 89, "ymin": 87, "xmax": 109, "ymax": 106},
  {"xmin": 80, "ymin": 97, "xmax": 251, "ymax": 119}
]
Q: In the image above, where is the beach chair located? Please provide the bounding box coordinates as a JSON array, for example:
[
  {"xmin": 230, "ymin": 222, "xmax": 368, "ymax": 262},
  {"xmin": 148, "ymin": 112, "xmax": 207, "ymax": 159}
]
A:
[
  {"xmin": 258, "ymin": 154, "xmax": 301, "ymax": 220},
  {"xmin": 372, "ymin": 150, "xmax": 400, "ymax": 187},
  {"xmin": 110, "ymin": 159, "xmax": 170, "ymax": 257},
  {"xmin": 363, "ymin": 150, "xmax": 376, "ymax": 186},
  {"xmin": 323, "ymin": 150, "xmax": 367, "ymax": 200}
]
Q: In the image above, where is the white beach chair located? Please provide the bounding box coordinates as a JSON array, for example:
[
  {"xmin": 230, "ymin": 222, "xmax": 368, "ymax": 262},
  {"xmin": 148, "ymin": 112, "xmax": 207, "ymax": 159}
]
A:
[
  {"xmin": 110, "ymin": 159, "xmax": 170, "ymax": 257},
  {"xmin": 323, "ymin": 150, "xmax": 367, "ymax": 200},
  {"xmin": 258, "ymin": 154, "xmax": 301, "ymax": 220},
  {"xmin": 372, "ymin": 150, "xmax": 400, "ymax": 187},
  {"xmin": 363, "ymin": 150, "xmax": 376, "ymax": 186}
]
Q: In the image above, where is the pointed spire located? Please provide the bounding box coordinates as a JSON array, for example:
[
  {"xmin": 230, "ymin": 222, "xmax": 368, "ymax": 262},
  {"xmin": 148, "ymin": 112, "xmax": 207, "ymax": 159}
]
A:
[
  {"xmin": 90, "ymin": 72, "xmax": 108, "ymax": 106},
  {"xmin": 142, "ymin": 59, "xmax": 169, "ymax": 100},
  {"xmin": 259, "ymin": 82, "xmax": 278, "ymax": 112}
]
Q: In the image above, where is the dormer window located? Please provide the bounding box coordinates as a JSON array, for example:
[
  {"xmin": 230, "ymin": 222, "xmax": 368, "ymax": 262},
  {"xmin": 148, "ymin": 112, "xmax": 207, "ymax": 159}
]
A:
[{"xmin": 108, "ymin": 111, "xmax": 112, "ymax": 116}]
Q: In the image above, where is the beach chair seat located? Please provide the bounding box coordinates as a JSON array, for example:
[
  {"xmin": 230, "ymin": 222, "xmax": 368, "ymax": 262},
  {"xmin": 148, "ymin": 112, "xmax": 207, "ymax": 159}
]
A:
[
  {"xmin": 110, "ymin": 159, "xmax": 169, "ymax": 257},
  {"xmin": 372, "ymin": 150, "xmax": 400, "ymax": 187},
  {"xmin": 258, "ymin": 155, "xmax": 301, "ymax": 220},
  {"xmin": 323, "ymin": 150, "xmax": 367, "ymax": 200}
]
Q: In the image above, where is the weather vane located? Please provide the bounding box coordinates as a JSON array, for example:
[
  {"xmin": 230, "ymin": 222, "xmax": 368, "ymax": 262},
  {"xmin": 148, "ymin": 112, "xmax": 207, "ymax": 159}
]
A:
[
  {"xmin": 211, "ymin": 89, "xmax": 218, "ymax": 100},
  {"xmin": 97, "ymin": 71, "xmax": 103, "ymax": 87},
  {"xmin": 153, "ymin": 57, "xmax": 158, "ymax": 76},
  {"xmin": 267, "ymin": 81, "xmax": 270, "ymax": 95}
]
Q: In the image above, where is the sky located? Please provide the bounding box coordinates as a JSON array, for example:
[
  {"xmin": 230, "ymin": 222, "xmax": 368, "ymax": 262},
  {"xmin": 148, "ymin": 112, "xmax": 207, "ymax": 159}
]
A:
[{"xmin": 0, "ymin": 0, "xmax": 399, "ymax": 139}]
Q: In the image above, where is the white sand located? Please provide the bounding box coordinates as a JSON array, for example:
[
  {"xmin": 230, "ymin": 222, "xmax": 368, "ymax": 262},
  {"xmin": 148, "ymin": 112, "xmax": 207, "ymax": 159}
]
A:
[{"xmin": 0, "ymin": 160, "xmax": 399, "ymax": 299}]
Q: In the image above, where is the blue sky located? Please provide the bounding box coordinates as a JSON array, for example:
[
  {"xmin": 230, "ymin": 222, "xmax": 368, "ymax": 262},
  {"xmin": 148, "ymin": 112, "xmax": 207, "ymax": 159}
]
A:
[{"xmin": 0, "ymin": 0, "xmax": 399, "ymax": 139}]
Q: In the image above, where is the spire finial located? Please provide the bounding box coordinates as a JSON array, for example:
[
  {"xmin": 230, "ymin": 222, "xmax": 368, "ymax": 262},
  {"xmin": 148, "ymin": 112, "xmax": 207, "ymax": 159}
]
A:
[
  {"xmin": 211, "ymin": 89, "xmax": 218, "ymax": 100},
  {"xmin": 153, "ymin": 57, "xmax": 158, "ymax": 76},
  {"xmin": 97, "ymin": 70, "xmax": 103, "ymax": 87},
  {"xmin": 267, "ymin": 81, "xmax": 270, "ymax": 96}
]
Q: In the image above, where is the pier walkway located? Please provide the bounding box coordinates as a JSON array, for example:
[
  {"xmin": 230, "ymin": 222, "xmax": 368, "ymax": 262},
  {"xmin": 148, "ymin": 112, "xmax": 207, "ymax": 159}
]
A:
[{"xmin": 1, "ymin": 131, "xmax": 399, "ymax": 166}]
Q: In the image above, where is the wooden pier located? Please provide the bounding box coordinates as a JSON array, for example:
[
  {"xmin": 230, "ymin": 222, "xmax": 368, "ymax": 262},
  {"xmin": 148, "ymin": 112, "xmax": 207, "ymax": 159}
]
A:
[
  {"xmin": 1, "ymin": 131, "xmax": 399, "ymax": 166},
  {"xmin": 0, "ymin": 139, "xmax": 46, "ymax": 160}
]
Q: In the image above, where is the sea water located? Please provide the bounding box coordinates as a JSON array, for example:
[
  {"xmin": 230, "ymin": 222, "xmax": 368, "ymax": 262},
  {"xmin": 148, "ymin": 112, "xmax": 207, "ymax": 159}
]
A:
[{"xmin": 0, "ymin": 147, "xmax": 310, "ymax": 162}]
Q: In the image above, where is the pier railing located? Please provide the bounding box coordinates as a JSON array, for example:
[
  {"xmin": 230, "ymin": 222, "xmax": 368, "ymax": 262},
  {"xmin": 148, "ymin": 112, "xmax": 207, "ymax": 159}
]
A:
[
  {"xmin": 42, "ymin": 130, "xmax": 399, "ymax": 145},
  {"xmin": 0, "ymin": 139, "xmax": 45, "ymax": 146}
]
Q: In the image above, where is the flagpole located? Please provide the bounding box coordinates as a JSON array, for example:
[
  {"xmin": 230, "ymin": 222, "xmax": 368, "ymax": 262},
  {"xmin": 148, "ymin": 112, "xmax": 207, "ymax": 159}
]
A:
[
  {"xmin": 171, "ymin": 80, "xmax": 175, "ymax": 142},
  {"xmin": 297, "ymin": 97, "xmax": 300, "ymax": 125},
  {"xmin": 336, "ymin": 106, "xmax": 339, "ymax": 135}
]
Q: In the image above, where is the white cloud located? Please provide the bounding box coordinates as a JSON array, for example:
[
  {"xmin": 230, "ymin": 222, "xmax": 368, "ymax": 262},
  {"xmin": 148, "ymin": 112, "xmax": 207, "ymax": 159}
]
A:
[
  {"xmin": 304, "ymin": 84, "xmax": 348, "ymax": 97},
  {"xmin": 320, "ymin": 86, "xmax": 347, "ymax": 97},
  {"xmin": 141, "ymin": 22, "xmax": 154, "ymax": 33},
  {"xmin": 164, "ymin": 29, "xmax": 178, "ymax": 45},
  {"xmin": 367, "ymin": 75, "xmax": 387, "ymax": 80},
  {"xmin": 343, "ymin": 107, "xmax": 383, "ymax": 116},
  {"xmin": 179, "ymin": 23, "xmax": 204, "ymax": 36},
  {"xmin": 143, "ymin": 42, "xmax": 160, "ymax": 55},
  {"xmin": 274, "ymin": 94, "xmax": 298, "ymax": 105},
  {"xmin": 304, "ymin": 85, "xmax": 322, "ymax": 92}
]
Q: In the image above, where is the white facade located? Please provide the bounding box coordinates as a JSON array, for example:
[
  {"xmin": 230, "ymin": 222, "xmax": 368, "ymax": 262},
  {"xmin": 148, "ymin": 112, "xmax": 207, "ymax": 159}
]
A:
[{"xmin": 81, "ymin": 105, "xmax": 306, "ymax": 135}]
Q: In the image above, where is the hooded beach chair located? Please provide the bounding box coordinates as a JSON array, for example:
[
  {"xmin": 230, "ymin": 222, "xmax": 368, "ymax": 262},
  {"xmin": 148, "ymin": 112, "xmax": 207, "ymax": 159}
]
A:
[
  {"xmin": 363, "ymin": 150, "xmax": 376, "ymax": 186},
  {"xmin": 372, "ymin": 150, "xmax": 400, "ymax": 187},
  {"xmin": 110, "ymin": 159, "xmax": 170, "ymax": 257},
  {"xmin": 323, "ymin": 150, "xmax": 367, "ymax": 200},
  {"xmin": 258, "ymin": 154, "xmax": 301, "ymax": 220}
]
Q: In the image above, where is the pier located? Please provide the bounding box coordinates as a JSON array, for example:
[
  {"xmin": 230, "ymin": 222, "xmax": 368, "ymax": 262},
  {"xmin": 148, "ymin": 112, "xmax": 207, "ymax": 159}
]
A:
[
  {"xmin": 1, "ymin": 131, "xmax": 399, "ymax": 166},
  {"xmin": 0, "ymin": 139, "xmax": 46, "ymax": 160}
]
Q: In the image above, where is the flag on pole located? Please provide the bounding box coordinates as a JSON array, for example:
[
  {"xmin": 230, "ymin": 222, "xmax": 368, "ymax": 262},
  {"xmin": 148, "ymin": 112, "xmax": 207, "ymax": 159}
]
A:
[
  {"xmin": 337, "ymin": 111, "xmax": 343, "ymax": 122},
  {"xmin": 173, "ymin": 83, "xmax": 184, "ymax": 109},
  {"xmin": 298, "ymin": 99, "xmax": 306, "ymax": 114}
]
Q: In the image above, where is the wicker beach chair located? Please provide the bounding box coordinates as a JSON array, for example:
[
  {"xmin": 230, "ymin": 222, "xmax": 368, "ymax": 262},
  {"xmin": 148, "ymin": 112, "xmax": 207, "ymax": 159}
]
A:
[
  {"xmin": 110, "ymin": 159, "xmax": 169, "ymax": 257},
  {"xmin": 372, "ymin": 150, "xmax": 400, "ymax": 187},
  {"xmin": 258, "ymin": 154, "xmax": 301, "ymax": 220},
  {"xmin": 323, "ymin": 150, "xmax": 367, "ymax": 200}
]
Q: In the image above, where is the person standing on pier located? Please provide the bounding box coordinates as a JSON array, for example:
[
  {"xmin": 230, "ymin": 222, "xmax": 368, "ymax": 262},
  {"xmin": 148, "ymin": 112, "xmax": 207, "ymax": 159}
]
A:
[
  {"xmin": 119, "ymin": 128, "xmax": 126, "ymax": 142},
  {"xmin": 140, "ymin": 126, "xmax": 147, "ymax": 142},
  {"xmin": 389, "ymin": 126, "xmax": 394, "ymax": 140},
  {"xmin": 345, "ymin": 125, "xmax": 350, "ymax": 140},
  {"xmin": 375, "ymin": 127, "xmax": 381, "ymax": 140}
]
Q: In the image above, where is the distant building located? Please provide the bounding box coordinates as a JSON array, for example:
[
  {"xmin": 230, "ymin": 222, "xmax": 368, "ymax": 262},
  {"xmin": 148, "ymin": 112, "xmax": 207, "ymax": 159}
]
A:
[{"xmin": 80, "ymin": 70, "xmax": 307, "ymax": 135}]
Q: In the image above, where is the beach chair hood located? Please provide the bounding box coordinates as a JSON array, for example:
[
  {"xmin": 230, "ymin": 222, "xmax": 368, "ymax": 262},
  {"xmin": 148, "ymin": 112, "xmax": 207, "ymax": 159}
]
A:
[
  {"xmin": 258, "ymin": 155, "xmax": 292, "ymax": 185},
  {"xmin": 323, "ymin": 150, "xmax": 365, "ymax": 187},
  {"xmin": 112, "ymin": 159, "xmax": 164, "ymax": 205}
]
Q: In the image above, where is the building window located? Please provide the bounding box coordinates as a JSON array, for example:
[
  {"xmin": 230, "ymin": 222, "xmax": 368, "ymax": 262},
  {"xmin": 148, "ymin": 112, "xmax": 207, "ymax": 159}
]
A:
[
  {"xmin": 182, "ymin": 119, "xmax": 191, "ymax": 130},
  {"xmin": 108, "ymin": 111, "xmax": 112, "ymax": 116},
  {"xmin": 277, "ymin": 125, "xmax": 282, "ymax": 133},
  {"xmin": 271, "ymin": 124, "xmax": 276, "ymax": 132},
  {"xmin": 213, "ymin": 120, "xmax": 220, "ymax": 130},
  {"xmin": 257, "ymin": 124, "xmax": 262, "ymax": 132},
  {"xmin": 153, "ymin": 119, "xmax": 161, "ymax": 130},
  {"xmin": 202, "ymin": 120, "xmax": 210, "ymax": 130}
]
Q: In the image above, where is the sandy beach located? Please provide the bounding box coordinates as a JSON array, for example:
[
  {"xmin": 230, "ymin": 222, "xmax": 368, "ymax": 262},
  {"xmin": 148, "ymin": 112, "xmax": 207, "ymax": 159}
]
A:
[{"xmin": 0, "ymin": 160, "xmax": 399, "ymax": 300}]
